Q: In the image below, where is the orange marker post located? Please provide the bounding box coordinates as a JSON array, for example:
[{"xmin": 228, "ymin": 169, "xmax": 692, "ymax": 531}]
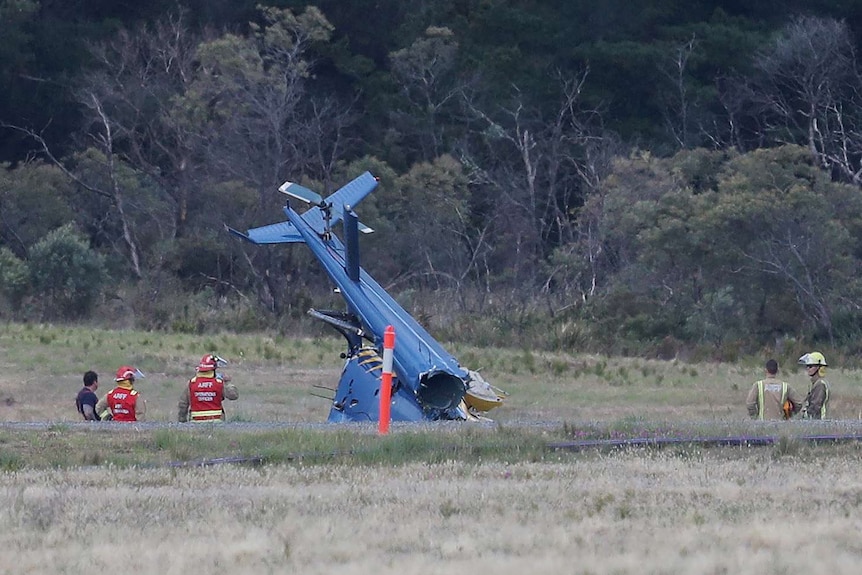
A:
[{"xmin": 379, "ymin": 325, "xmax": 395, "ymax": 434}]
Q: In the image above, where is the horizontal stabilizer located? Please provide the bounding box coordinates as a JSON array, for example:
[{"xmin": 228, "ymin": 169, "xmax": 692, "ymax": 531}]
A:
[{"xmin": 225, "ymin": 221, "xmax": 304, "ymax": 245}]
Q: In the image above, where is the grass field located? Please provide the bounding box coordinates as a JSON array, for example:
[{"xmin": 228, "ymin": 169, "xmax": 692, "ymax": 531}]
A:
[{"xmin": 2, "ymin": 323, "xmax": 862, "ymax": 574}]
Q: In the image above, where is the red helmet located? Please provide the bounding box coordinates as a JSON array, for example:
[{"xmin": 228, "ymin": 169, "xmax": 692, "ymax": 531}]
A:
[
  {"xmin": 197, "ymin": 354, "xmax": 227, "ymax": 372},
  {"xmin": 115, "ymin": 366, "xmax": 145, "ymax": 382}
]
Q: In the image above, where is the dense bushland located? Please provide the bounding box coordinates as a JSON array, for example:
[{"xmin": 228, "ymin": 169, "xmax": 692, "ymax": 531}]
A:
[{"xmin": 3, "ymin": 2, "xmax": 862, "ymax": 358}]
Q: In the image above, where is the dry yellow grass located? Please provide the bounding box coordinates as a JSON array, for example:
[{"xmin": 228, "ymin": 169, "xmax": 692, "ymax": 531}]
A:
[
  {"xmin": 3, "ymin": 324, "xmax": 862, "ymax": 573},
  {"xmin": 3, "ymin": 449, "xmax": 862, "ymax": 574}
]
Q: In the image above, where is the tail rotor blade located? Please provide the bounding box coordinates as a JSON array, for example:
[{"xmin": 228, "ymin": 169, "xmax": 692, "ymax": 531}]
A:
[{"xmin": 279, "ymin": 181, "xmax": 324, "ymax": 206}]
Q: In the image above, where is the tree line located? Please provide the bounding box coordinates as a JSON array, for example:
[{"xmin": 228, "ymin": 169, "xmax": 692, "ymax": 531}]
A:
[{"xmin": 2, "ymin": 1, "xmax": 862, "ymax": 358}]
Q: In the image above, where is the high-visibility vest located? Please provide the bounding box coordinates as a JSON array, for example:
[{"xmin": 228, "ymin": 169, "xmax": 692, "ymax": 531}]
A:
[
  {"xmin": 803, "ymin": 379, "xmax": 831, "ymax": 419},
  {"xmin": 188, "ymin": 375, "xmax": 225, "ymax": 421},
  {"xmin": 755, "ymin": 380, "xmax": 787, "ymax": 420},
  {"xmin": 108, "ymin": 387, "xmax": 139, "ymax": 422},
  {"xmin": 815, "ymin": 381, "xmax": 830, "ymax": 419}
]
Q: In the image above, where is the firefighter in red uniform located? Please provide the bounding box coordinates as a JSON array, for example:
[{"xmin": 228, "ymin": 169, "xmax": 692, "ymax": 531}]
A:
[
  {"xmin": 95, "ymin": 366, "xmax": 146, "ymax": 422},
  {"xmin": 178, "ymin": 354, "xmax": 239, "ymax": 422}
]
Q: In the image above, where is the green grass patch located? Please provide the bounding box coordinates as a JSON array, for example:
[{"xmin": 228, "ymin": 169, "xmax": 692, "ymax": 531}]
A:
[{"xmin": 0, "ymin": 425, "xmax": 553, "ymax": 470}]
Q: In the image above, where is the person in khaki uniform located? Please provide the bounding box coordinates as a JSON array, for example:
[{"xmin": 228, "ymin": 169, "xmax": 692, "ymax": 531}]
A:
[
  {"xmin": 746, "ymin": 359, "xmax": 804, "ymax": 420},
  {"xmin": 178, "ymin": 354, "xmax": 239, "ymax": 422},
  {"xmin": 798, "ymin": 351, "xmax": 830, "ymax": 419}
]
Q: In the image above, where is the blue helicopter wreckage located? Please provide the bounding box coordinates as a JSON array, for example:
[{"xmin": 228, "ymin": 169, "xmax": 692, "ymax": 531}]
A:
[{"xmin": 228, "ymin": 171, "xmax": 507, "ymax": 422}]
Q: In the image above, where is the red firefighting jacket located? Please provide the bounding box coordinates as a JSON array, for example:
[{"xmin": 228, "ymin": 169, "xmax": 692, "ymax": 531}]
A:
[
  {"xmin": 108, "ymin": 386, "xmax": 139, "ymax": 422},
  {"xmin": 188, "ymin": 375, "xmax": 225, "ymax": 421}
]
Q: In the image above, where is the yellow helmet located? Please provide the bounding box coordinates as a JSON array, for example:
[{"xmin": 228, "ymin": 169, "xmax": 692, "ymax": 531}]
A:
[{"xmin": 798, "ymin": 352, "xmax": 827, "ymax": 367}]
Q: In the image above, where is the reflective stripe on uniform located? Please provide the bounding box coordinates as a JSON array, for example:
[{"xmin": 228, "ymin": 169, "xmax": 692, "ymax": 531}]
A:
[
  {"xmin": 821, "ymin": 383, "xmax": 830, "ymax": 419},
  {"xmin": 190, "ymin": 409, "xmax": 224, "ymax": 420},
  {"xmin": 756, "ymin": 380, "xmax": 764, "ymax": 420},
  {"xmin": 756, "ymin": 380, "xmax": 787, "ymax": 420}
]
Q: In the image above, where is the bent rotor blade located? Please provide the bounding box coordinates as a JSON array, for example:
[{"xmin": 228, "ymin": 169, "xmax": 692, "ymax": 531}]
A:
[{"xmin": 279, "ymin": 181, "xmax": 324, "ymax": 206}]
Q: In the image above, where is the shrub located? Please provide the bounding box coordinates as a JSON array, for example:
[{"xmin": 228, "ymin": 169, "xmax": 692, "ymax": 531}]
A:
[
  {"xmin": 28, "ymin": 225, "xmax": 107, "ymax": 319},
  {"xmin": 0, "ymin": 247, "xmax": 30, "ymax": 310}
]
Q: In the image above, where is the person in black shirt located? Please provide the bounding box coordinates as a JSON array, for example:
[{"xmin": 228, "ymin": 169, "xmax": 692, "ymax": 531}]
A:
[{"xmin": 76, "ymin": 371, "xmax": 101, "ymax": 421}]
